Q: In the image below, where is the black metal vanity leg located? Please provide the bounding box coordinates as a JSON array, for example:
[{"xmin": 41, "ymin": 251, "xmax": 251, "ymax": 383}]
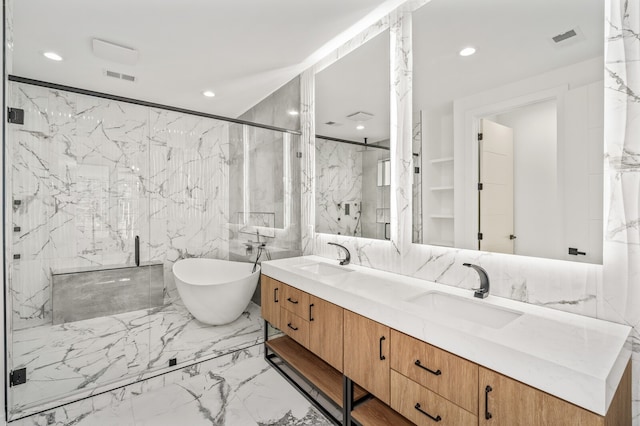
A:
[
  {"xmin": 343, "ymin": 376, "xmax": 353, "ymax": 425},
  {"xmin": 264, "ymin": 319, "xmax": 269, "ymax": 343}
]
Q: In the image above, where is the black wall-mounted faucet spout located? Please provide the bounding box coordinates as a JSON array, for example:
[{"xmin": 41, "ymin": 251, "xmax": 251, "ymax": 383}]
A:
[{"xmin": 463, "ymin": 263, "xmax": 489, "ymax": 298}]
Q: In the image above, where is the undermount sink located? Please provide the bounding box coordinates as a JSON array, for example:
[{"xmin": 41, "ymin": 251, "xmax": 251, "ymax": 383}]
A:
[
  {"xmin": 406, "ymin": 291, "xmax": 523, "ymax": 329},
  {"xmin": 295, "ymin": 262, "xmax": 353, "ymax": 276}
]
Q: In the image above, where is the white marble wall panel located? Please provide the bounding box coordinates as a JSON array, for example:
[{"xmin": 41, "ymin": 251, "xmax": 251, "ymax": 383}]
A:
[
  {"xmin": 148, "ymin": 109, "xmax": 230, "ymax": 299},
  {"xmin": 600, "ymin": 0, "xmax": 640, "ymax": 422},
  {"xmin": 315, "ymin": 139, "xmax": 363, "ymax": 236}
]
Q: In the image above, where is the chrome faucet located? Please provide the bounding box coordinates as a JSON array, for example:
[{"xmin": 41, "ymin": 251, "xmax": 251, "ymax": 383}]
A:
[
  {"xmin": 328, "ymin": 242, "xmax": 350, "ymax": 266},
  {"xmin": 463, "ymin": 263, "xmax": 490, "ymax": 299}
]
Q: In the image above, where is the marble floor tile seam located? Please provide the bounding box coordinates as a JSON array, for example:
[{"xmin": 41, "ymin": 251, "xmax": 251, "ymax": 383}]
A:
[
  {"xmin": 9, "ymin": 347, "xmax": 333, "ymax": 426},
  {"xmin": 9, "ymin": 302, "xmax": 265, "ymax": 417},
  {"xmin": 10, "ymin": 337, "xmax": 264, "ymax": 423},
  {"xmin": 9, "ymin": 340, "xmax": 267, "ymax": 421}
]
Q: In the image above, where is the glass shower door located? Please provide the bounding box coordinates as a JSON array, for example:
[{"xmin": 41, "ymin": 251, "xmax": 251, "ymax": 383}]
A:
[{"xmin": 6, "ymin": 82, "xmax": 153, "ymax": 419}]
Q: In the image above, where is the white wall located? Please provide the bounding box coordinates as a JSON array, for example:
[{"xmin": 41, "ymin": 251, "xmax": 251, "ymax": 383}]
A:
[{"xmin": 494, "ymin": 99, "xmax": 559, "ymax": 259}]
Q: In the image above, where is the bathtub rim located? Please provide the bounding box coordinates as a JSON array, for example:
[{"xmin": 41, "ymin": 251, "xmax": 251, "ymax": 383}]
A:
[{"xmin": 172, "ymin": 258, "xmax": 260, "ymax": 286}]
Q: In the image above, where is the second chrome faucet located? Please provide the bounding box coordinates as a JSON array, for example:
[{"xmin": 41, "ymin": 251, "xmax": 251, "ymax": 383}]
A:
[
  {"xmin": 328, "ymin": 242, "xmax": 351, "ymax": 266},
  {"xmin": 463, "ymin": 263, "xmax": 490, "ymax": 298}
]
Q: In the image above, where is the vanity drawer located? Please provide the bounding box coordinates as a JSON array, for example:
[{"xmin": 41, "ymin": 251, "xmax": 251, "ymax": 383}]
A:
[
  {"xmin": 391, "ymin": 370, "xmax": 477, "ymax": 426},
  {"xmin": 391, "ymin": 329, "xmax": 478, "ymax": 414},
  {"xmin": 282, "ymin": 284, "xmax": 310, "ymax": 318},
  {"xmin": 281, "ymin": 309, "xmax": 309, "ymax": 348}
]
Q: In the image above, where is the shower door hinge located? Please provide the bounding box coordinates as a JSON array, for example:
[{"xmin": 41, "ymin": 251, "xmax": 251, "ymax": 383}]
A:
[
  {"xmin": 478, "ymin": 232, "xmax": 483, "ymax": 241},
  {"xmin": 7, "ymin": 107, "xmax": 25, "ymax": 125},
  {"xmin": 477, "ymin": 133, "xmax": 483, "ymax": 141},
  {"xmin": 478, "ymin": 182, "xmax": 483, "ymax": 190},
  {"xmin": 296, "ymin": 152, "xmax": 302, "ymax": 158},
  {"xmin": 415, "ymin": 167, "xmax": 420, "ymax": 174},
  {"xmin": 10, "ymin": 368, "xmax": 27, "ymax": 386}
]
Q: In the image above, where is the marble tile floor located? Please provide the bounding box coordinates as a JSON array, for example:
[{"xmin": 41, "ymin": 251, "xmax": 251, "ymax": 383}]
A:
[
  {"xmin": 10, "ymin": 300, "xmax": 265, "ymax": 418},
  {"xmin": 11, "ymin": 345, "xmax": 333, "ymax": 426}
]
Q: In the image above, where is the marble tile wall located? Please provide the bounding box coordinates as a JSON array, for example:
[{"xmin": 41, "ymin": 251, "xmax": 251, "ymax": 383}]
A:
[
  {"xmin": 147, "ymin": 108, "xmax": 230, "ymax": 300},
  {"xmin": 315, "ymin": 139, "xmax": 363, "ymax": 237},
  {"xmin": 302, "ymin": 0, "xmax": 639, "ymax": 421},
  {"xmin": 600, "ymin": 0, "xmax": 640, "ymax": 421},
  {"xmin": 6, "ymin": 82, "xmax": 231, "ymax": 328}
]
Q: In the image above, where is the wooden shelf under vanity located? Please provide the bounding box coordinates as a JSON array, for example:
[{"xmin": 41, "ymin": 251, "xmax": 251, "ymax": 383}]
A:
[
  {"xmin": 351, "ymin": 397, "xmax": 414, "ymax": 426},
  {"xmin": 266, "ymin": 335, "xmax": 368, "ymax": 406}
]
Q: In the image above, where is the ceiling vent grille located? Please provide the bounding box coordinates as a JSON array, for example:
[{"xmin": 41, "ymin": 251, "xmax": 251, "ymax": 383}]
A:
[
  {"xmin": 104, "ymin": 70, "xmax": 136, "ymax": 82},
  {"xmin": 552, "ymin": 29, "xmax": 577, "ymax": 43},
  {"xmin": 550, "ymin": 27, "xmax": 586, "ymax": 47}
]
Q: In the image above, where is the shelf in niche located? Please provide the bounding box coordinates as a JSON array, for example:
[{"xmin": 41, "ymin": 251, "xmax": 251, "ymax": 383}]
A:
[
  {"xmin": 430, "ymin": 214, "xmax": 454, "ymax": 219},
  {"xmin": 430, "ymin": 186, "xmax": 454, "ymax": 191},
  {"xmin": 430, "ymin": 157, "xmax": 454, "ymax": 164}
]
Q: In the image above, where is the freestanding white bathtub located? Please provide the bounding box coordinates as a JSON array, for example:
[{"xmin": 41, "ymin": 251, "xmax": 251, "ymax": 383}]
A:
[{"xmin": 173, "ymin": 258, "xmax": 260, "ymax": 325}]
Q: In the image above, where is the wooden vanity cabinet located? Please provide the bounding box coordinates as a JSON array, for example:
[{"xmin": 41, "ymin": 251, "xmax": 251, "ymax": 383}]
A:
[
  {"xmin": 309, "ymin": 296, "xmax": 344, "ymax": 372},
  {"xmin": 391, "ymin": 329, "xmax": 478, "ymax": 414},
  {"xmin": 478, "ymin": 363, "xmax": 632, "ymax": 426},
  {"xmin": 260, "ymin": 275, "xmax": 281, "ymax": 329},
  {"xmin": 344, "ymin": 310, "xmax": 391, "ymax": 404}
]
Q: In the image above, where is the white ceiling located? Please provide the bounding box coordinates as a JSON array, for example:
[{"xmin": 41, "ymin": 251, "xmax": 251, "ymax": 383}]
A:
[
  {"xmin": 12, "ymin": 0, "xmax": 398, "ymax": 118},
  {"xmin": 315, "ymin": 0, "xmax": 603, "ymax": 143}
]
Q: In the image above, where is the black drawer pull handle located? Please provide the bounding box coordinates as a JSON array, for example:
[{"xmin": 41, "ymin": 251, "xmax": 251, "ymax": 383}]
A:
[
  {"xmin": 287, "ymin": 323, "xmax": 298, "ymax": 331},
  {"xmin": 379, "ymin": 336, "xmax": 386, "ymax": 360},
  {"xmin": 415, "ymin": 403, "xmax": 441, "ymax": 422},
  {"xmin": 287, "ymin": 297, "xmax": 298, "ymax": 304},
  {"xmin": 309, "ymin": 303, "xmax": 315, "ymax": 321},
  {"xmin": 485, "ymin": 385, "xmax": 493, "ymax": 420},
  {"xmin": 415, "ymin": 360, "xmax": 442, "ymax": 376},
  {"xmin": 274, "ymin": 287, "xmax": 279, "ymax": 303}
]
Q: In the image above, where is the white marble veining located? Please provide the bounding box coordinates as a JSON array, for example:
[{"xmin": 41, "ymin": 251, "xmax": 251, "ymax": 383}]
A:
[
  {"xmin": 263, "ymin": 255, "xmax": 631, "ymax": 416},
  {"xmin": 600, "ymin": 0, "xmax": 640, "ymax": 422},
  {"xmin": 11, "ymin": 344, "xmax": 331, "ymax": 426},
  {"xmin": 9, "ymin": 300, "xmax": 263, "ymax": 419},
  {"xmin": 6, "ymin": 82, "xmax": 232, "ymax": 330},
  {"xmin": 315, "ymin": 139, "xmax": 363, "ymax": 237}
]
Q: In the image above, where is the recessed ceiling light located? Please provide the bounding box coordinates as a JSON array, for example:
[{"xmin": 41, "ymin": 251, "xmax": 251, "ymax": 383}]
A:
[
  {"xmin": 43, "ymin": 52, "xmax": 63, "ymax": 61},
  {"xmin": 202, "ymin": 90, "xmax": 216, "ymax": 98},
  {"xmin": 288, "ymin": 110, "xmax": 299, "ymax": 116},
  {"xmin": 459, "ymin": 47, "xmax": 476, "ymax": 57},
  {"xmin": 356, "ymin": 124, "xmax": 365, "ymax": 130}
]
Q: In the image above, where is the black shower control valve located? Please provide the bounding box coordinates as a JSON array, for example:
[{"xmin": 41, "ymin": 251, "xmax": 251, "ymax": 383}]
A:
[{"xmin": 568, "ymin": 247, "xmax": 586, "ymax": 256}]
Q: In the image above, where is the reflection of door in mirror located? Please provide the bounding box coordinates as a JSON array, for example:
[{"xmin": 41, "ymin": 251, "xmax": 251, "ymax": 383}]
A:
[
  {"xmin": 411, "ymin": 0, "xmax": 604, "ymax": 264},
  {"xmin": 478, "ymin": 119, "xmax": 514, "ymax": 254}
]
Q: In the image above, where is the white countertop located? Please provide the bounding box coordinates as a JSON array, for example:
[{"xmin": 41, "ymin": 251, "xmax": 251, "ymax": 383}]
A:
[{"xmin": 261, "ymin": 255, "xmax": 631, "ymax": 416}]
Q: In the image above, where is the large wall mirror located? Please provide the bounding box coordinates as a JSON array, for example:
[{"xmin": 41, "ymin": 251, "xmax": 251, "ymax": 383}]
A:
[
  {"xmin": 412, "ymin": 0, "xmax": 604, "ymax": 264},
  {"xmin": 315, "ymin": 30, "xmax": 391, "ymax": 240}
]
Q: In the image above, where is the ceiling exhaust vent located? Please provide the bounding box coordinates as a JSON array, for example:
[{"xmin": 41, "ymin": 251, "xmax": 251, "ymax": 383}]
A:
[
  {"xmin": 346, "ymin": 111, "xmax": 374, "ymax": 122},
  {"xmin": 550, "ymin": 27, "xmax": 584, "ymax": 46},
  {"xmin": 104, "ymin": 70, "xmax": 136, "ymax": 82}
]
